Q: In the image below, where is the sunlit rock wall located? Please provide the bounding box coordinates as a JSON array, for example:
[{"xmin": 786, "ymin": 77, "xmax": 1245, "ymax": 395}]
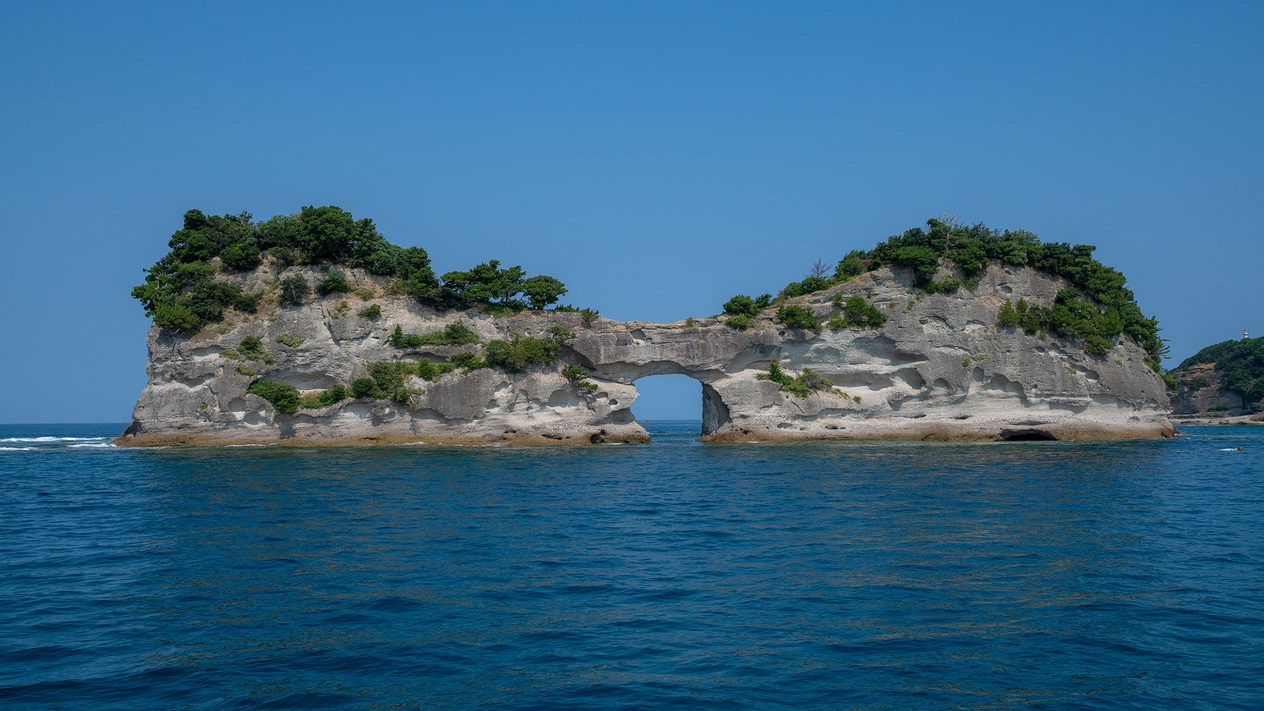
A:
[{"xmin": 118, "ymin": 263, "xmax": 1172, "ymax": 446}]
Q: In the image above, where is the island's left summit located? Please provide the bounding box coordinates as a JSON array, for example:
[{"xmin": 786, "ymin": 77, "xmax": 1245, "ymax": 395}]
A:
[{"xmin": 118, "ymin": 205, "xmax": 647, "ymax": 446}]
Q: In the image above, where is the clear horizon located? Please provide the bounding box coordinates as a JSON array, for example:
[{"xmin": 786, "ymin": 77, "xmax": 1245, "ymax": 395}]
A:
[{"xmin": 2, "ymin": 1, "xmax": 1260, "ymax": 423}]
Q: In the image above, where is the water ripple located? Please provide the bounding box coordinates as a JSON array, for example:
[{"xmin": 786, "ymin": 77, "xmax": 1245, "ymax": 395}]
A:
[{"xmin": 1, "ymin": 423, "xmax": 1263, "ymax": 708}]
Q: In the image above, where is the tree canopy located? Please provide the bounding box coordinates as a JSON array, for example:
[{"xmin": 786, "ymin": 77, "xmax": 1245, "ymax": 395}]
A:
[
  {"xmin": 132, "ymin": 206, "xmax": 568, "ymax": 333},
  {"xmin": 440, "ymin": 261, "xmax": 567, "ymax": 310}
]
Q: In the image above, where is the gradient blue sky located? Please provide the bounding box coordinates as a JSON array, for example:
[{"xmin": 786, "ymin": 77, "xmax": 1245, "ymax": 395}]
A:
[{"xmin": 1, "ymin": 1, "xmax": 1260, "ymax": 423}]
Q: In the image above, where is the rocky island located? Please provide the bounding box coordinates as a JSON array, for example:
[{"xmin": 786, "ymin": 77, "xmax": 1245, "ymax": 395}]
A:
[
  {"xmin": 1167, "ymin": 336, "xmax": 1264, "ymax": 426},
  {"xmin": 117, "ymin": 208, "xmax": 1174, "ymax": 446}
]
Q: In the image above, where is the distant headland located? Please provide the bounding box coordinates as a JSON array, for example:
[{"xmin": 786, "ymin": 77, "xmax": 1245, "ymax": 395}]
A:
[{"xmin": 1167, "ymin": 335, "xmax": 1264, "ymax": 426}]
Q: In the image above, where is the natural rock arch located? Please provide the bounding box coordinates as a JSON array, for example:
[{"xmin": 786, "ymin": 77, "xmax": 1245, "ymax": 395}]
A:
[
  {"xmin": 617, "ymin": 373, "xmax": 730, "ymax": 438},
  {"xmin": 117, "ymin": 263, "xmax": 1174, "ymax": 447}
]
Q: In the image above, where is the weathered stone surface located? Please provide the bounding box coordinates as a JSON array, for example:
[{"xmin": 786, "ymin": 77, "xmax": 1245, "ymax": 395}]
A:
[
  {"xmin": 117, "ymin": 262, "xmax": 1174, "ymax": 446},
  {"xmin": 1167, "ymin": 361, "xmax": 1249, "ymax": 415}
]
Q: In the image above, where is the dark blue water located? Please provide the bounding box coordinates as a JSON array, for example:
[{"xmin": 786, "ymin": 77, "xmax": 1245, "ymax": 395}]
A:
[{"xmin": 2, "ymin": 422, "xmax": 1263, "ymax": 709}]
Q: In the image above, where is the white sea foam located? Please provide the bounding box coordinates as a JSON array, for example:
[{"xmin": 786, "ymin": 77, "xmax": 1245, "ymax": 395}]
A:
[
  {"xmin": 0, "ymin": 434, "xmax": 117, "ymax": 451},
  {"xmin": 0, "ymin": 436, "xmax": 105, "ymax": 443}
]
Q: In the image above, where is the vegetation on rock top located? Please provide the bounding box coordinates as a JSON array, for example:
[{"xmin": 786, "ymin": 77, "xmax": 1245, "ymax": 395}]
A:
[
  {"xmin": 132, "ymin": 208, "xmax": 1164, "ymax": 376},
  {"xmin": 132, "ymin": 206, "xmax": 569, "ymax": 334},
  {"xmin": 722, "ymin": 218, "xmax": 1164, "ymax": 370}
]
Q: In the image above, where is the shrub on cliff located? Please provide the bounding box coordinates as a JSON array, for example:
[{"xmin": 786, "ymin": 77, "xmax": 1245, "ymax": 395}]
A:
[
  {"xmin": 757, "ymin": 361, "xmax": 835, "ymax": 398},
  {"xmin": 450, "ymin": 352, "xmax": 488, "ymax": 371},
  {"xmin": 315, "ymin": 272, "xmax": 351, "ymax": 296},
  {"xmin": 153, "ymin": 304, "xmax": 201, "ymax": 332},
  {"xmin": 416, "ymin": 359, "xmax": 457, "ymax": 382},
  {"xmin": 237, "ymin": 336, "xmax": 273, "ymax": 363},
  {"xmin": 484, "ymin": 335, "xmax": 561, "ymax": 373},
  {"xmin": 233, "ymin": 292, "xmax": 259, "ymax": 313},
  {"xmin": 997, "ymin": 300, "xmax": 1021, "ymax": 327},
  {"xmin": 829, "ymin": 295, "xmax": 886, "ymax": 330},
  {"xmin": 923, "ymin": 276, "xmax": 965, "ymax": 294},
  {"xmin": 351, "ymin": 378, "xmax": 377, "ymax": 398},
  {"xmin": 776, "ymin": 304, "xmax": 820, "ymax": 331},
  {"xmin": 562, "ymin": 363, "xmax": 598, "ymax": 392},
  {"xmin": 221, "ymin": 240, "xmax": 262, "ymax": 271},
  {"xmin": 366, "ymin": 361, "xmax": 415, "ymax": 404},
  {"xmin": 279, "ymin": 275, "xmax": 309, "ymax": 306},
  {"xmin": 247, "ymin": 380, "xmax": 299, "ymax": 414},
  {"xmin": 722, "ymin": 293, "xmax": 772, "ymax": 318},
  {"xmin": 548, "ymin": 326, "xmax": 575, "ymax": 342},
  {"xmin": 781, "ymin": 276, "xmax": 832, "ymax": 299},
  {"xmin": 300, "ymin": 384, "xmax": 348, "ymax": 409},
  {"xmin": 389, "ymin": 322, "xmax": 480, "ymax": 348},
  {"xmin": 1035, "ymin": 289, "xmax": 1126, "ymax": 357},
  {"xmin": 889, "ymin": 245, "xmax": 942, "ymax": 286},
  {"xmin": 133, "ymin": 261, "xmax": 255, "ymax": 334},
  {"xmin": 835, "ymin": 250, "xmax": 868, "ymax": 280},
  {"xmin": 1007, "ymin": 298, "xmax": 1041, "ymax": 335},
  {"xmin": 723, "ymin": 294, "xmax": 759, "ymax": 318}
]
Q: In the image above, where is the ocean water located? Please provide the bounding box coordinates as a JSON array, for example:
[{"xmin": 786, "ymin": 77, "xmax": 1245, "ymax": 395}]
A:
[{"xmin": 1, "ymin": 422, "xmax": 1262, "ymax": 710}]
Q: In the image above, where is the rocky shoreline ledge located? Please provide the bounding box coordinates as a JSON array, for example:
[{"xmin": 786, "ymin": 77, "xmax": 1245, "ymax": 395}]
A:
[{"xmin": 1170, "ymin": 413, "xmax": 1264, "ymax": 427}]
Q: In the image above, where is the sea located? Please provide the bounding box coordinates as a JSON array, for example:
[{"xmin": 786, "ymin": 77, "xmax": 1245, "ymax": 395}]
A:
[{"xmin": 1, "ymin": 422, "xmax": 1262, "ymax": 710}]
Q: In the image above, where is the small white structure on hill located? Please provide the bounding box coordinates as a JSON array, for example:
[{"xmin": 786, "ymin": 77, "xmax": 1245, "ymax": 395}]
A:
[{"xmin": 1246, "ymin": 329, "xmax": 1251, "ymax": 340}]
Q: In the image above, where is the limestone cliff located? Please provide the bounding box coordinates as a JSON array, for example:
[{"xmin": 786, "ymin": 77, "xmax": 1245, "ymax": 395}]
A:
[{"xmin": 117, "ymin": 261, "xmax": 1173, "ymax": 446}]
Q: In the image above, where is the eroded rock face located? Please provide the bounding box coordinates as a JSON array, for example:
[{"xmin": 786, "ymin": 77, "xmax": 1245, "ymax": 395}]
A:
[
  {"xmin": 117, "ymin": 263, "xmax": 1173, "ymax": 446},
  {"xmin": 1167, "ymin": 362, "xmax": 1248, "ymax": 415}
]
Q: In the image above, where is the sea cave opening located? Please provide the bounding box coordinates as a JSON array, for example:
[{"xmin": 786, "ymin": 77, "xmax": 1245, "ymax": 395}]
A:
[
  {"xmin": 631, "ymin": 374, "xmax": 703, "ymax": 439},
  {"xmin": 999, "ymin": 429, "xmax": 1058, "ymax": 442}
]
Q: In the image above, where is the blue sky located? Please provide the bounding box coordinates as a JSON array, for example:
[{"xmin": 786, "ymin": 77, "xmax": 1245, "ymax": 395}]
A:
[{"xmin": 1, "ymin": 1, "xmax": 1260, "ymax": 423}]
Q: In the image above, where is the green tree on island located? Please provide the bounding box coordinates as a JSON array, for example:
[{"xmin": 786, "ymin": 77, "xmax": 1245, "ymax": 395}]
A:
[{"xmin": 132, "ymin": 206, "xmax": 571, "ymax": 334}]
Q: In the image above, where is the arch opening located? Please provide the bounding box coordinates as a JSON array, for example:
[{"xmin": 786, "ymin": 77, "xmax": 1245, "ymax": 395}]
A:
[{"xmin": 631, "ymin": 374, "xmax": 703, "ymax": 438}]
